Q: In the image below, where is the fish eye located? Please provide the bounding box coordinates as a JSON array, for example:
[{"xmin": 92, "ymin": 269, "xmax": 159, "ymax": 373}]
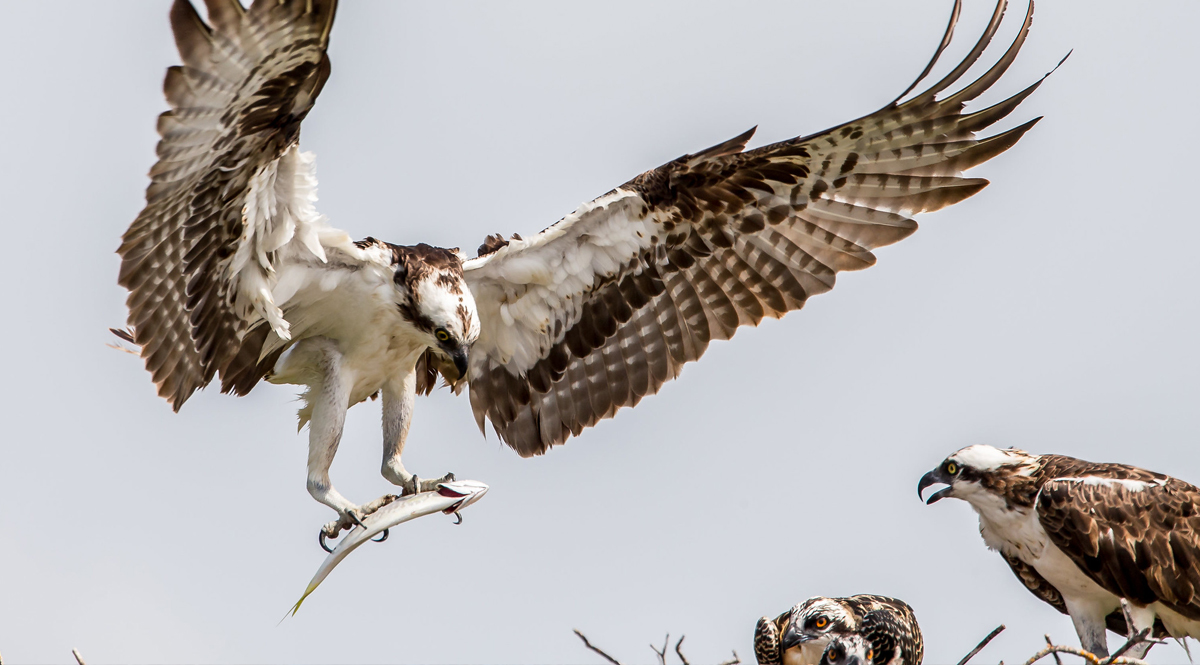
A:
[
  {"xmin": 946, "ymin": 461, "xmax": 959, "ymax": 475},
  {"xmin": 435, "ymin": 328, "xmax": 450, "ymax": 342},
  {"xmin": 815, "ymin": 617, "xmax": 829, "ymax": 629}
]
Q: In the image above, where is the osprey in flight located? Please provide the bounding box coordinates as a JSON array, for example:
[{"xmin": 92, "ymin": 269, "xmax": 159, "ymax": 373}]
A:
[
  {"xmin": 117, "ymin": 0, "xmax": 1049, "ymax": 533},
  {"xmin": 755, "ymin": 595, "xmax": 923, "ymax": 665},
  {"xmin": 919, "ymin": 445, "xmax": 1200, "ymax": 658}
]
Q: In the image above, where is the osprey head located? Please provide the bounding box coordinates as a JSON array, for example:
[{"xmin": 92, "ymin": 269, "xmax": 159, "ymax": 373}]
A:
[
  {"xmin": 780, "ymin": 598, "xmax": 857, "ymax": 665},
  {"xmin": 917, "ymin": 444, "xmax": 1038, "ymax": 505},
  {"xmin": 391, "ymin": 243, "xmax": 480, "ymax": 378},
  {"xmin": 819, "ymin": 635, "xmax": 873, "ymax": 665}
]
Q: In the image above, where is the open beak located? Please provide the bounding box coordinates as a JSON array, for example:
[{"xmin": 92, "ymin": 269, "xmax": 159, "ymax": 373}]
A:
[
  {"xmin": 918, "ymin": 469, "xmax": 953, "ymax": 505},
  {"xmin": 780, "ymin": 624, "xmax": 807, "ymax": 652}
]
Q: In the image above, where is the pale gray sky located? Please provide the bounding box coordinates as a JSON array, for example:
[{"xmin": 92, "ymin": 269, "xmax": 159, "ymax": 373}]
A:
[{"xmin": 2, "ymin": 1, "xmax": 1198, "ymax": 663}]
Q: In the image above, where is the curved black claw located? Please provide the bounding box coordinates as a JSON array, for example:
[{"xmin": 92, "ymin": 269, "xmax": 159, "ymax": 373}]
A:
[
  {"xmin": 452, "ymin": 511, "xmax": 463, "ymax": 525},
  {"xmin": 372, "ymin": 528, "xmax": 389, "ymax": 543},
  {"xmin": 319, "ymin": 530, "xmax": 337, "ymax": 554},
  {"xmin": 349, "ymin": 511, "xmax": 368, "ymax": 530}
]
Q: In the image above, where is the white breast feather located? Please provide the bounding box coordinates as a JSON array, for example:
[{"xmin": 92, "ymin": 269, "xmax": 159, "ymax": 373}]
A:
[{"xmin": 227, "ymin": 146, "xmax": 359, "ymax": 341}]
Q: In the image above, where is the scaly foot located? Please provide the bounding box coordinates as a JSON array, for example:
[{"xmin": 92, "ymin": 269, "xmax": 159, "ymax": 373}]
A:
[
  {"xmin": 398, "ymin": 471, "xmax": 456, "ymax": 496},
  {"xmin": 319, "ymin": 494, "xmax": 399, "ymax": 546}
]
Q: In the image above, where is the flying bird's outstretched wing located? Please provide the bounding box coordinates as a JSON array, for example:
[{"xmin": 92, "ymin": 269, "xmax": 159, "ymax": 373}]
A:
[
  {"xmin": 463, "ymin": 0, "xmax": 1051, "ymax": 455},
  {"xmin": 117, "ymin": 0, "xmax": 341, "ymax": 409},
  {"xmin": 1036, "ymin": 469, "xmax": 1200, "ymax": 624}
]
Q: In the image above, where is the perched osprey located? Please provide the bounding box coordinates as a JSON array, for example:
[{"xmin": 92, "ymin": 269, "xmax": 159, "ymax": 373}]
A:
[
  {"xmin": 117, "ymin": 0, "xmax": 1051, "ymax": 534},
  {"xmin": 755, "ymin": 595, "xmax": 923, "ymax": 665},
  {"xmin": 818, "ymin": 610, "xmax": 921, "ymax": 665},
  {"xmin": 918, "ymin": 445, "xmax": 1200, "ymax": 658}
]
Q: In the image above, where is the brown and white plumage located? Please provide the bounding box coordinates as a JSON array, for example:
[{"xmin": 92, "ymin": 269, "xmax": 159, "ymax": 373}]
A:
[
  {"xmin": 463, "ymin": 0, "xmax": 1055, "ymax": 456},
  {"xmin": 118, "ymin": 0, "xmax": 339, "ymax": 410},
  {"xmin": 919, "ymin": 445, "xmax": 1200, "ymax": 658},
  {"xmin": 116, "ymin": 0, "xmax": 1053, "ymax": 527},
  {"xmin": 755, "ymin": 595, "xmax": 923, "ymax": 665},
  {"xmin": 820, "ymin": 610, "xmax": 921, "ymax": 665}
]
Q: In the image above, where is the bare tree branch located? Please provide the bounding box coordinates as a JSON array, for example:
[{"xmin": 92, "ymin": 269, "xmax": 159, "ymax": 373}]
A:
[
  {"xmin": 957, "ymin": 624, "xmax": 1006, "ymax": 665},
  {"xmin": 651, "ymin": 634, "xmax": 669, "ymax": 665},
  {"xmin": 1104, "ymin": 628, "xmax": 1153, "ymax": 664},
  {"xmin": 72, "ymin": 649, "xmax": 87, "ymax": 665},
  {"xmin": 1021, "ymin": 630, "xmax": 1162, "ymax": 665},
  {"xmin": 574, "ymin": 629, "xmax": 624, "ymax": 665},
  {"xmin": 1043, "ymin": 634, "xmax": 1062, "ymax": 665},
  {"xmin": 717, "ymin": 650, "xmax": 741, "ymax": 665},
  {"xmin": 675, "ymin": 635, "xmax": 690, "ymax": 665}
]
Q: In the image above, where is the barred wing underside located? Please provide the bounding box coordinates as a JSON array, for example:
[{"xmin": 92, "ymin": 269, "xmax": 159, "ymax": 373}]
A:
[
  {"xmin": 465, "ymin": 0, "xmax": 1055, "ymax": 456},
  {"xmin": 117, "ymin": 0, "xmax": 339, "ymax": 409}
]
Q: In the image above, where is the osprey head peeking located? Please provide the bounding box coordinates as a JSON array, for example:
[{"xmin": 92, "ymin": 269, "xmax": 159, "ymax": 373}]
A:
[
  {"xmin": 818, "ymin": 635, "xmax": 873, "ymax": 665},
  {"xmin": 780, "ymin": 598, "xmax": 859, "ymax": 665},
  {"xmin": 388, "ymin": 242, "xmax": 480, "ymax": 379},
  {"xmin": 917, "ymin": 444, "xmax": 1039, "ymax": 506}
]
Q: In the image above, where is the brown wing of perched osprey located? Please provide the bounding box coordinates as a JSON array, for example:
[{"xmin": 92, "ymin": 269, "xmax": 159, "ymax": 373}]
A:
[
  {"xmin": 1036, "ymin": 457, "xmax": 1200, "ymax": 627},
  {"xmin": 462, "ymin": 0, "xmax": 1059, "ymax": 456}
]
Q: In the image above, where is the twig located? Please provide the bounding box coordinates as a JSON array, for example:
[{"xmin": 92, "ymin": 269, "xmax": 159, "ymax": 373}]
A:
[
  {"xmin": 675, "ymin": 635, "xmax": 690, "ymax": 665},
  {"xmin": 1021, "ymin": 644, "xmax": 1150, "ymax": 665},
  {"xmin": 651, "ymin": 634, "xmax": 669, "ymax": 665},
  {"xmin": 1104, "ymin": 627, "xmax": 1152, "ymax": 664},
  {"xmin": 1044, "ymin": 635, "xmax": 1063, "ymax": 665},
  {"xmin": 574, "ymin": 629, "xmax": 624, "ymax": 665},
  {"xmin": 957, "ymin": 624, "xmax": 1006, "ymax": 665},
  {"xmin": 72, "ymin": 649, "xmax": 87, "ymax": 665},
  {"xmin": 717, "ymin": 650, "xmax": 741, "ymax": 665}
]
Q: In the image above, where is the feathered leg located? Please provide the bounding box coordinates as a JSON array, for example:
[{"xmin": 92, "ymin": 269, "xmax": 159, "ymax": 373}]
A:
[
  {"xmin": 1067, "ymin": 600, "xmax": 1111, "ymax": 658},
  {"xmin": 380, "ymin": 369, "xmax": 454, "ymax": 494},
  {"xmin": 303, "ymin": 339, "xmax": 365, "ymax": 526}
]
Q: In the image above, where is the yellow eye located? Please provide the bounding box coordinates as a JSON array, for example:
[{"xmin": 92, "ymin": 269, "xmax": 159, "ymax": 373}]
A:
[
  {"xmin": 827, "ymin": 648, "xmax": 840, "ymax": 662},
  {"xmin": 435, "ymin": 329, "xmax": 450, "ymax": 342},
  {"xmin": 815, "ymin": 617, "xmax": 828, "ymax": 629},
  {"xmin": 946, "ymin": 462, "xmax": 959, "ymax": 475},
  {"xmin": 867, "ymin": 650, "xmax": 874, "ymax": 662}
]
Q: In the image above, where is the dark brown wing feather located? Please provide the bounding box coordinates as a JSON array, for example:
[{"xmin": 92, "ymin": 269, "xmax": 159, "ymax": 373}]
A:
[
  {"xmin": 467, "ymin": 0, "xmax": 1054, "ymax": 456},
  {"xmin": 845, "ymin": 597, "xmax": 923, "ymax": 665},
  {"xmin": 117, "ymin": 0, "xmax": 336, "ymax": 409},
  {"xmin": 1037, "ymin": 462, "xmax": 1200, "ymax": 623},
  {"xmin": 755, "ymin": 611, "xmax": 790, "ymax": 665}
]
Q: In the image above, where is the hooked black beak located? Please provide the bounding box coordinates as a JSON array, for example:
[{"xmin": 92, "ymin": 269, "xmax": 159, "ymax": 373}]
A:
[
  {"xmin": 781, "ymin": 624, "xmax": 807, "ymax": 652},
  {"xmin": 918, "ymin": 469, "xmax": 953, "ymax": 505},
  {"xmin": 449, "ymin": 345, "xmax": 469, "ymax": 379}
]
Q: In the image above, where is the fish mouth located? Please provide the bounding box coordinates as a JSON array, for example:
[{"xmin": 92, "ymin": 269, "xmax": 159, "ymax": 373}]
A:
[{"xmin": 437, "ymin": 479, "xmax": 489, "ymax": 513}]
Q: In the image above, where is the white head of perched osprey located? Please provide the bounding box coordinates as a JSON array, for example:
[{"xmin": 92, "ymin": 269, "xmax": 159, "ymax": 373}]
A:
[
  {"xmin": 919, "ymin": 444, "xmax": 1200, "ymax": 659},
  {"xmin": 115, "ymin": 0, "xmax": 1055, "ymax": 537}
]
